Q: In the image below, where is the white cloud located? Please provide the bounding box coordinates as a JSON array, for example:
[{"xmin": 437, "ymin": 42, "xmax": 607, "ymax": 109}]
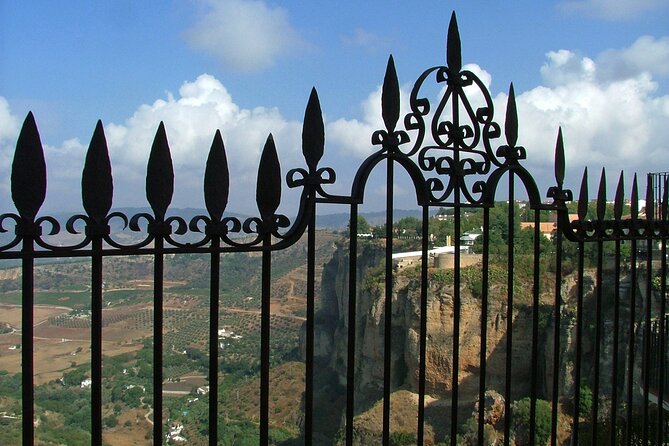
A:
[
  {"xmin": 326, "ymin": 83, "xmax": 412, "ymax": 158},
  {"xmin": 0, "ymin": 98, "xmax": 20, "ymax": 207},
  {"xmin": 1, "ymin": 75, "xmax": 305, "ymax": 216},
  {"xmin": 184, "ymin": 0, "xmax": 308, "ymax": 72},
  {"xmin": 103, "ymin": 74, "xmax": 303, "ymax": 214},
  {"xmin": 0, "ymin": 97, "xmax": 18, "ymax": 144},
  {"xmin": 597, "ymin": 36, "xmax": 669, "ymax": 82},
  {"xmin": 3, "ymin": 35, "xmax": 669, "ymax": 216},
  {"xmin": 498, "ymin": 47, "xmax": 669, "ymax": 195},
  {"xmin": 540, "ymin": 50, "xmax": 596, "ymax": 86},
  {"xmin": 558, "ymin": 0, "xmax": 668, "ymax": 20},
  {"xmin": 341, "ymin": 28, "xmax": 387, "ymax": 52}
]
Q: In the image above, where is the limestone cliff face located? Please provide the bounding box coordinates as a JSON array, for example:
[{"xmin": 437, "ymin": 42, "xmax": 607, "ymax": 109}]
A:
[
  {"xmin": 304, "ymin": 240, "xmax": 644, "ymax": 443},
  {"xmin": 309, "ymin": 240, "xmax": 547, "ymax": 405}
]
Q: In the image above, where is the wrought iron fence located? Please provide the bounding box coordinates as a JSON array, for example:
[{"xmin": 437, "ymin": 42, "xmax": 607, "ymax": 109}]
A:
[{"xmin": 1, "ymin": 12, "xmax": 667, "ymax": 446}]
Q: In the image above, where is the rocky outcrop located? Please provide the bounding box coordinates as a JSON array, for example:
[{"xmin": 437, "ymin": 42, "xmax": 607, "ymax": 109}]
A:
[
  {"xmin": 304, "ymin": 239, "xmax": 643, "ymax": 444},
  {"xmin": 307, "ymin": 240, "xmax": 547, "ymax": 406}
]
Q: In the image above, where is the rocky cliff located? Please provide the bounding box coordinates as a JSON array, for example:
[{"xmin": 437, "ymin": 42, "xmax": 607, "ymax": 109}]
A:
[{"xmin": 304, "ymin": 239, "xmax": 642, "ymax": 444}]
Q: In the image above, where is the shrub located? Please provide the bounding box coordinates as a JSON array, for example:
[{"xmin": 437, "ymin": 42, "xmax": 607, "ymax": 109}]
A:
[
  {"xmin": 512, "ymin": 397, "xmax": 552, "ymax": 446},
  {"xmin": 578, "ymin": 385, "xmax": 593, "ymax": 421},
  {"xmin": 104, "ymin": 415, "xmax": 118, "ymax": 428},
  {"xmin": 390, "ymin": 431, "xmax": 417, "ymax": 446}
]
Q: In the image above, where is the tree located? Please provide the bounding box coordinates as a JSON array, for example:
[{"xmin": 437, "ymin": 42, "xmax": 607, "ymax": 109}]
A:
[
  {"xmin": 357, "ymin": 216, "xmax": 370, "ymax": 234},
  {"xmin": 396, "ymin": 216, "xmax": 422, "ymax": 236}
]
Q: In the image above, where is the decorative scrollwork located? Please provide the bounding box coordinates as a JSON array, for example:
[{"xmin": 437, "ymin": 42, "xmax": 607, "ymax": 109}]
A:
[
  {"xmin": 0, "ymin": 214, "xmax": 25, "ymax": 251},
  {"xmin": 399, "ymin": 14, "xmax": 503, "ymax": 205}
]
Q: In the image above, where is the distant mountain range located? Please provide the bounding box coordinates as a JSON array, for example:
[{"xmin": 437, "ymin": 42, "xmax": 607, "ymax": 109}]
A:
[{"xmin": 0, "ymin": 207, "xmax": 434, "ymax": 238}]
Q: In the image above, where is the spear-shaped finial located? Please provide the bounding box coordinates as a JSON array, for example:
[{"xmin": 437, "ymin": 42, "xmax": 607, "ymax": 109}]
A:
[
  {"xmin": 631, "ymin": 174, "xmax": 639, "ymax": 220},
  {"xmin": 12, "ymin": 112, "xmax": 46, "ymax": 222},
  {"xmin": 256, "ymin": 134, "xmax": 281, "ymax": 223},
  {"xmin": 596, "ymin": 168, "xmax": 607, "ymax": 221},
  {"xmin": 82, "ymin": 120, "xmax": 113, "ymax": 224},
  {"xmin": 505, "ymin": 83, "xmax": 518, "ymax": 148},
  {"xmin": 578, "ymin": 167, "xmax": 589, "ymax": 221},
  {"xmin": 146, "ymin": 122, "xmax": 174, "ymax": 221},
  {"xmin": 447, "ymin": 11, "xmax": 462, "ymax": 74},
  {"xmin": 204, "ymin": 130, "xmax": 229, "ymax": 222},
  {"xmin": 614, "ymin": 172, "xmax": 624, "ymax": 221},
  {"xmin": 382, "ymin": 55, "xmax": 400, "ymax": 134},
  {"xmin": 554, "ymin": 127, "xmax": 565, "ymax": 188},
  {"xmin": 302, "ymin": 88, "xmax": 324, "ymax": 172}
]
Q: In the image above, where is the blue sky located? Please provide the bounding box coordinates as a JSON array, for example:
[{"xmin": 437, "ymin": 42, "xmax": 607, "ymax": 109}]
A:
[{"xmin": 1, "ymin": 0, "xmax": 669, "ymax": 216}]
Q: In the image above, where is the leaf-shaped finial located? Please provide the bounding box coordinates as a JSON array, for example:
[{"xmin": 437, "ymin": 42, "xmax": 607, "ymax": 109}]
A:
[
  {"xmin": 382, "ymin": 55, "xmax": 400, "ymax": 134},
  {"xmin": 631, "ymin": 174, "xmax": 639, "ymax": 220},
  {"xmin": 645, "ymin": 174, "xmax": 654, "ymax": 221},
  {"xmin": 82, "ymin": 121, "xmax": 113, "ymax": 224},
  {"xmin": 204, "ymin": 130, "xmax": 229, "ymax": 222},
  {"xmin": 596, "ymin": 168, "xmax": 606, "ymax": 221},
  {"xmin": 302, "ymin": 87, "xmax": 325, "ymax": 172},
  {"xmin": 447, "ymin": 11, "xmax": 462, "ymax": 73},
  {"xmin": 614, "ymin": 172, "xmax": 624, "ymax": 221},
  {"xmin": 256, "ymin": 134, "xmax": 281, "ymax": 223},
  {"xmin": 554, "ymin": 127, "xmax": 565, "ymax": 187},
  {"xmin": 505, "ymin": 83, "xmax": 518, "ymax": 148},
  {"xmin": 577, "ymin": 167, "xmax": 589, "ymax": 220},
  {"xmin": 11, "ymin": 112, "xmax": 46, "ymax": 222},
  {"xmin": 146, "ymin": 122, "xmax": 174, "ymax": 221}
]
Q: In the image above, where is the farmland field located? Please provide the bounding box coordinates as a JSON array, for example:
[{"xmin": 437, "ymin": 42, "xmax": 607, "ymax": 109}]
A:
[{"xmin": 0, "ymin": 230, "xmax": 339, "ymax": 444}]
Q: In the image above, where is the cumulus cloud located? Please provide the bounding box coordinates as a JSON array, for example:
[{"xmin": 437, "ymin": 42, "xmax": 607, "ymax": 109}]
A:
[
  {"xmin": 0, "ymin": 98, "xmax": 20, "ymax": 205},
  {"xmin": 540, "ymin": 50, "xmax": 596, "ymax": 86},
  {"xmin": 184, "ymin": 0, "xmax": 308, "ymax": 72},
  {"xmin": 326, "ymin": 63, "xmax": 492, "ymax": 160},
  {"xmin": 324, "ymin": 46, "xmax": 669, "ymax": 200},
  {"xmin": 597, "ymin": 36, "xmax": 669, "ymax": 82},
  {"xmin": 499, "ymin": 47, "xmax": 669, "ymax": 196},
  {"xmin": 327, "ymin": 83, "xmax": 412, "ymax": 158},
  {"xmin": 3, "ymin": 36, "xmax": 669, "ymax": 215},
  {"xmin": 0, "ymin": 75, "xmax": 304, "ymax": 215},
  {"xmin": 558, "ymin": 0, "xmax": 668, "ymax": 20}
]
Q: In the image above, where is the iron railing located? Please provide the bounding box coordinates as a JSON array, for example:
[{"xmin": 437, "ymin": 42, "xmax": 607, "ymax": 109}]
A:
[{"xmin": 1, "ymin": 11, "xmax": 667, "ymax": 446}]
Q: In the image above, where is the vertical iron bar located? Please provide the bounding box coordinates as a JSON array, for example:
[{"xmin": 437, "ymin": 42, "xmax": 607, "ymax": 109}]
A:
[
  {"xmin": 305, "ymin": 207, "xmax": 316, "ymax": 445},
  {"xmin": 346, "ymin": 205, "xmax": 358, "ymax": 446},
  {"xmin": 611, "ymin": 238, "xmax": 622, "ymax": 445},
  {"xmin": 503, "ymin": 176, "xmax": 515, "ymax": 446},
  {"xmin": 382, "ymin": 157, "xmax": 394, "ymax": 446},
  {"xmin": 91, "ymin": 236, "xmax": 103, "ymax": 445},
  {"xmin": 417, "ymin": 205, "xmax": 429, "ymax": 445},
  {"xmin": 625, "ymin": 239, "xmax": 637, "ymax": 446},
  {"xmin": 209, "ymin": 237, "xmax": 220, "ymax": 446},
  {"xmin": 478, "ymin": 207, "xmax": 491, "ymax": 446},
  {"xmin": 572, "ymin": 241, "xmax": 585, "ymax": 445},
  {"xmin": 451, "ymin": 87, "xmax": 462, "ymax": 446},
  {"xmin": 591, "ymin": 239, "xmax": 604, "ymax": 444},
  {"xmin": 642, "ymin": 235, "xmax": 653, "ymax": 444},
  {"xmin": 451, "ymin": 177, "xmax": 462, "ymax": 446},
  {"xmin": 643, "ymin": 173, "xmax": 654, "ymax": 444},
  {"xmin": 529, "ymin": 209, "xmax": 541, "ymax": 446},
  {"xmin": 550, "ymin": 212, "xmax": 563, "ymax": 446},
  {"xmin": 153, "ymin": 235, "xmax": 165, "ymax": 445},
  {"xmin": 260, "ymin": 235, "xmax": 271, "ymax": 445},
  {"xmin": 658, "ymin": 237, "xmax": 666, "ymax": 446},
  {"xmin": 21, "ymin": 235, "xmax": 35, "ymax": 446}
]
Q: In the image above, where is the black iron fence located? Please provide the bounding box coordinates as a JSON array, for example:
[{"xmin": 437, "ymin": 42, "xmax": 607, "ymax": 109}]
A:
[{"xmin": 1, "ymin": 12, "xmax": 667, "ymax": 446}]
